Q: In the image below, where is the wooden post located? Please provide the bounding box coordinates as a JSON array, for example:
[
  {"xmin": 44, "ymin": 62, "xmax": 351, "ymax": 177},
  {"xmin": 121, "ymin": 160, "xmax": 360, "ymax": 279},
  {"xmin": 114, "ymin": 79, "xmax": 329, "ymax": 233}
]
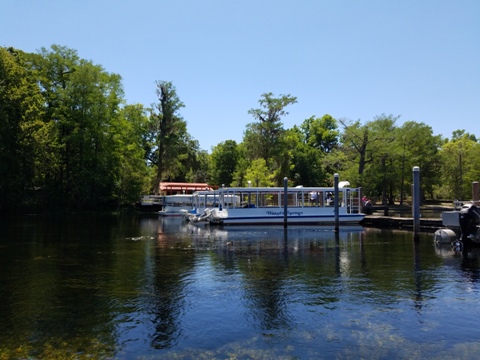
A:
[
  {"xmin": 413, "ymin": 166, "xmax": 420, "ymax": 240},
  {"xmin": 473, "ymin": 181, "xmax": 479, "ymax": 206}
]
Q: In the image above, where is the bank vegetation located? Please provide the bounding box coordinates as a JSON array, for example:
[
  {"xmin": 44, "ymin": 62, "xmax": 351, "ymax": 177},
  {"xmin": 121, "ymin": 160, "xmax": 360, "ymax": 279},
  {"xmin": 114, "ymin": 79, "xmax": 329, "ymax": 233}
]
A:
[{"xmin": 1, "ymin": 45, "xmax": 478, "ymax": 213}]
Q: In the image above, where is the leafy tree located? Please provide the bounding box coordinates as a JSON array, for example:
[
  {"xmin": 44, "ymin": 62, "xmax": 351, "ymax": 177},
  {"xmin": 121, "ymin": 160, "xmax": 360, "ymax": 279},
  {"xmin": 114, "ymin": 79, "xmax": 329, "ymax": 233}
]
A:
[
  {"xmin": 185, "ymin": 147, "xmax": 209, "ymax": 183},
  {"xmin": 28, "ymin": 45, "xmax": 140, "ymax": 209},
  {"xmin": 243, "ymin": 92, "xmax": 297, "ymax": 173},
  {"xmin": 451, "ymin": 129, "xmax": 477, "ymax": 142},
  {"xmin": 337, "ymin": 118, "xmax": 371, "ymax": 183},
  {"xmin": 166, "ymin": 135, "xmax": 202, "ymax": 183},
  {"xmin": 300, "ymin": 114, "xmax": 339, "ymax": 153},
  {"xmin": 25, "ymin": 45, "xmax": 78, "ymax": 207},
  {"xmin": 68, "ymin": 62, "xmax": 124, "ymax": 208},
  {"xmin": 339, "ymin": 115, "xmax": 399, "ymax": 203},
  {"xmin": 210, "ymin": 140, "xmax": 239, "ymax": 187},
  {"xmin": 0, "ymin": 47, "xmax": 45, "ymax": 211},
  {"xmin": 150, "ymin": 81, "xmax": 187, "ymax": 193},
  {"xmin": 285, "ymin": 126, "xmax": 326, "ymax": 186},
  {"xmin": 440, "ymin": 134, "xmax": 480, "ymax": 200},
  {"xmin": 395, "ymin": 121, "xmax": 442, "ymax": 203},
  {"xmin": 244, "ymin": 158, "xmax": 274, "ymax": 187},
  {"xmin": 323, "ymin": 148, "xmax": 350, "ymax": 184},
  {"xmin": 364, "ymin": 115, "xmax": 398, "ymax": 204},
  {"xmin": 146, "ymin": 81, "xmax": 204, "ymax": 188},
  {"xmin": 116, "ymin": 104, "xmax": 152, "ymax": 203},
  {"xmin": 7, "ymin": 43, "xmax": 479, "ymax": 211},
  {"xmin": 231, "ymin": 143, "xmax": 250, "ymax": 187}
]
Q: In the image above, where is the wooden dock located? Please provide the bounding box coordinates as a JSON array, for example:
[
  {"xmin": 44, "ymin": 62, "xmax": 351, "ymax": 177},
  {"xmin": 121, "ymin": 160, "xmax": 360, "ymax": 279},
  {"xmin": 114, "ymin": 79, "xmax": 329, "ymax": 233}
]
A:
[
  {"xmin": 361, "ymin": 215, "xmax": 443, "ymax": 232},
  {"xmin": 362, "ymin": 205, "xmax": 390, "ymax": 216}
]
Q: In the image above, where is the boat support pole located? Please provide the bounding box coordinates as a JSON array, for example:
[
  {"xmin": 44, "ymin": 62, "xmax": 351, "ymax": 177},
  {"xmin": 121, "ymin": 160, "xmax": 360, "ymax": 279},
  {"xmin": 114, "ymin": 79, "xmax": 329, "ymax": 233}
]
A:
[
  {"xmin": 334, "ymin": 173, "xmax": 339, "ymax": 232},
  {"xmin": 413, "ymin": 166, "xmax": 420, "ymax": 240},
  {"xmin": 284, "ymin": 177, "xmax": 288, "ymax": 228}
]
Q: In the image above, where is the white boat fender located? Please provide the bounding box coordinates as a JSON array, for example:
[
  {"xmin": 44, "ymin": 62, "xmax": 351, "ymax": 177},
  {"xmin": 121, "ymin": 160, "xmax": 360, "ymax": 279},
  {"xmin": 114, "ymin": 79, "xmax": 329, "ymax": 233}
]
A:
[{"xmin": 434, "ymin": 228, "xmax": 457, "ymax": 244}]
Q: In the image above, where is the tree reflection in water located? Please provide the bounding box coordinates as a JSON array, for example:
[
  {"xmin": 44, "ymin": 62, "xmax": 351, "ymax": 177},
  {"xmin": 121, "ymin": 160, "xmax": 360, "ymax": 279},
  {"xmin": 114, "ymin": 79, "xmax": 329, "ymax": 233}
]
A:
[{"xmin": 2, "ymin": 215, "xmax": 480, "ymax": 359}]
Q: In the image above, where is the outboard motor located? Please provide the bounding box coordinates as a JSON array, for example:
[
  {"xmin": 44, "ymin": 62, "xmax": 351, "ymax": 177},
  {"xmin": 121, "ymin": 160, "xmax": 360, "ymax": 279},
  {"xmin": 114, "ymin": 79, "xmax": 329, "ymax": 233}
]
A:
[{"xmin": 458, "ymin": 204, "xmax": 480, "ymax": 243}]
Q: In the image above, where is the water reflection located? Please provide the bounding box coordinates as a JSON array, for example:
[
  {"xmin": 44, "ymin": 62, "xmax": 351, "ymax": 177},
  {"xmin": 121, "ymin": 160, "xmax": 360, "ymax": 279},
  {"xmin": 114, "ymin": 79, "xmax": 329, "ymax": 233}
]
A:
[
  {"xmin": 434, "ymin": 242, "xmax": 480, "ymax": 293},
  {"xmin": 3, "ymin": 215, "xmax": 480, "ymax": 358}
]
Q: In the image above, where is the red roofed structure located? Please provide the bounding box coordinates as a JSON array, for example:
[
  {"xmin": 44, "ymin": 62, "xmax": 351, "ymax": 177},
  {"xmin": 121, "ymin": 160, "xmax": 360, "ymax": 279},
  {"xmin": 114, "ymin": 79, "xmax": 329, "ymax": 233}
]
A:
[{"xmin": 159, "ymin": 182, "xmax": 214, "ymax": 195}]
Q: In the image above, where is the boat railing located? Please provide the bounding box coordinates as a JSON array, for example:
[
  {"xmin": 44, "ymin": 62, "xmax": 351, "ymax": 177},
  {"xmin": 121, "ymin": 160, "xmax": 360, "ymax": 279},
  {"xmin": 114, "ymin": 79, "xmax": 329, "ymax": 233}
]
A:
[
  {"xmin": 348, "ymin": 197, "xmax": 362, "ymax": 214},
  {"xmin": 216, "ymin": 187, "xmax": 363, "ymax": 213},
  {"xmin": 140, "ymin": 195, "xmax": 164, "ymax": 206}
]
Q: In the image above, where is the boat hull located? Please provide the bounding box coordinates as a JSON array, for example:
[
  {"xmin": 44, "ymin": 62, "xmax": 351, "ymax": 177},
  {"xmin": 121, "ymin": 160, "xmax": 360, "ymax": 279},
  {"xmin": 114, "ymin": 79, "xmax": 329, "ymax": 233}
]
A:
[
  {"xmin": 211, "ymin": 208, "xmax": 364, "ymax": 225},
  {"xmin": 158, "ymin": 212, "xmax": 185, "ymax": 217}
]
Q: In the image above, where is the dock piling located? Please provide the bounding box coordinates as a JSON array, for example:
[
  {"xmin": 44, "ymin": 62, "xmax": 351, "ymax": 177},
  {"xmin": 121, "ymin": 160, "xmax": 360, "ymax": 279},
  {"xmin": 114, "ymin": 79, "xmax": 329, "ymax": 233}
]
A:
[
  {"xmin": 413, "ymin": 166, "xmax": 420, "ymax": 239},
  {"xmin": 283, "ymin": 177, "xmax": 288, "ymax": 228},
  {"xmin": 334, "ymin": 174, "xmax": 339, "ymax": 232}
]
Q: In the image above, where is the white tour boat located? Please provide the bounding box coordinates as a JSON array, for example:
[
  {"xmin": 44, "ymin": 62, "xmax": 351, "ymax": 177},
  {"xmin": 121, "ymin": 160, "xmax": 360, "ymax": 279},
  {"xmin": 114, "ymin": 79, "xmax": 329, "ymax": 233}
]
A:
[
  {"xmin": 186, "ymin": 191, "xmax": 241, "ymax": 222},
  {"xmin": 136, "ymin": 195, "xmax": 164, "ymax": 211},
  {"xmin": 158, "ymin": 194, "xmax": 195, "ymax": 216},
  {"xmin": 190, "ymin": 184, "xmax": 365, "ymax": 225}
]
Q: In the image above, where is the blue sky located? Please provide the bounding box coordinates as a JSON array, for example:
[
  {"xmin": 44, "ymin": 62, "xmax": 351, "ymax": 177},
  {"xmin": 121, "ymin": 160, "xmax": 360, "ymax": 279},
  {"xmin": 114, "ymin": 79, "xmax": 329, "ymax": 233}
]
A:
[{"xmin": 2, "ymin": 0, "xmax": 479, "ymax": 151}]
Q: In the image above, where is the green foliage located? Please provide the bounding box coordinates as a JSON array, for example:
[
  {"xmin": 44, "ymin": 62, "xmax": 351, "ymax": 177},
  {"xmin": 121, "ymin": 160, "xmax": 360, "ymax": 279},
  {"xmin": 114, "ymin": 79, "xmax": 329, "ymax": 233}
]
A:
[
  {"xmin": 186, "ymin": 148, "xmax": 209, "ymax": 183},
  {"xmin": 284, "ymin": 126, "xmax": 327, "ymax": 186},
  {"xmin": 338, "ymin": 115, "xmax": 397, "ymax": 202},
  {"xmin": 0, "ymin": 45, "xmax": 156, "ymax": 212},
  {"xmin": 149, "ymin": 81, "xmax": 200, "ymax": 192},
  {"xmin": 115, "ymin": 105, "xmax": 152, "ymax": 203},
  {"xmin": 440, "ymin": 135, "xmax": 480, "ymax": 199},
  {"xmin": 395, "ymin": 121, "xmax": 442, "ymax": 201},
  {"xmin": 210, "ymin": 140, "xmax": 239, "ymax": 186},
  {"xmin": 2, "ymin": 43, "xmax": 478, "ymax": 212},
  {"xmin": 244, "ymin": 92, "xmax": 297, "ymax": 171},
  {"xmin": 231, "ymin": 143, "xmax": 250, "ymax": 187},
  {"xmin": 30, "ymin": 45, "xmax": 131, "ymax": 209},
  {"xmin": 300, "ymin": 114, "xmax": 339, "ymax": 153},
  {"xmin": 244, "ymin": 158, "xmax": 274, "ymax": 187},
  {"xmin": 0, "ymin": 47, "xmax": 45, "ymax": 211}
]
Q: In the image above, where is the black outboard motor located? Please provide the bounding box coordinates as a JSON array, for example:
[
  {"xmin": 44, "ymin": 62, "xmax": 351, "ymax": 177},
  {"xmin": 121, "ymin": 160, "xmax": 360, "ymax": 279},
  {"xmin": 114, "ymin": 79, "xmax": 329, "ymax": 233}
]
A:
[{"xmin": 459, "ymin": 204, "xmax": 480, "ymax": 243}]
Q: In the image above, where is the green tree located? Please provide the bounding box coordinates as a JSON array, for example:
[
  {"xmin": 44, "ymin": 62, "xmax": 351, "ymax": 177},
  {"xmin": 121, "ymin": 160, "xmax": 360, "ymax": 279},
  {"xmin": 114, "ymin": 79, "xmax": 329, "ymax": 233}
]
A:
[
  {"xmin": 285, "ymin": 126, "xmax": 327, "ymax": 186},
  {"xmin": 440, "ymin": 134, "xmax": 480, "ymax": 200},
  {"xmin": 363, "ymin": 115, "xmax": 398, "ymax": 204},
  {"xmin": 0, "ymin": 47, "xmax": 45, "ymax": 211},
  {"xmin": 244, "ymin": 92, "xmax": 297, "ymax": 171},
  {"xmin": 150, "ymin": 81, "xmax": 191, "ymax": 193},
  {"xmin": 184, "ymin": 146, "xmax": 208, "ymax": 183},
  {"xmin": 26, "ymin": 45, "xmax": 79, "ymax": 207},
  {"xmin": 163, "ymin": 133, "xmax": 202, "ymax": 184},
  {"xmin": 244, "ymin": 158, "xmax": 274, "ymax": 187},
  {"xmin": 451, "ymin": 129, "xmax": 477, "ymax": 142},
  {"xmin": 339, "ymin": 114, "xmax": 399, "ymax": 203},
  {"xmin": 210, "ymin": 140, "xmax": 239, "ymax": 187},
  {"xmin": 29, "ymin": 45, "xmax": 135, "ymax": 209},
  {"xmin": 231, "ymin": 143, "xmax": 250, "ymax": 187},
  {"xmin": 395, "ymin": 121, "xmax": 442, "ymax": 203},
  {"xmin": 300, "ymin": 114, "xmax": 339, "ymax": 153},
  {"xmin": 116, "ymin": 104, "xmax": 152, "ymax": 203},
  {"xmin": 337, "ymin": 118, "xmax": 371, "ymax": 184}
]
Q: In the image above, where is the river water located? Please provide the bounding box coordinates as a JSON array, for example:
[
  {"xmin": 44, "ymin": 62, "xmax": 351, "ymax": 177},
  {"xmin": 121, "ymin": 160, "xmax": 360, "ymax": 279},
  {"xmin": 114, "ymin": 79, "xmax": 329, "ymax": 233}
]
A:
[{"xmin": 1, "ymin": 214, "xmax": 480, "ymax": 359}]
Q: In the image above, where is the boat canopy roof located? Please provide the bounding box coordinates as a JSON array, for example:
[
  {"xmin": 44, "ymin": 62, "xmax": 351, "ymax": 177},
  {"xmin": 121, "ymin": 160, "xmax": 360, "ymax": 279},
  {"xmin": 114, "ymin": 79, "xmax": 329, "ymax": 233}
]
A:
[{"xmin": 214, "ymin": 186, "xmax": 356, "ymax": 193}]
